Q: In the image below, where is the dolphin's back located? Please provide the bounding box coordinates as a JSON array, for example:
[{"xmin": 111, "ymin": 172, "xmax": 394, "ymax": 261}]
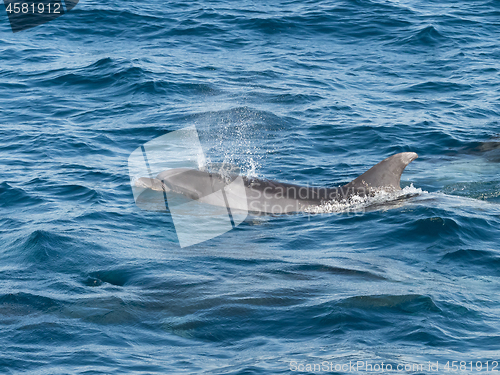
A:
[{"xmin": 135, "ymin": 152, "xmax": 418, "ymax": 214}]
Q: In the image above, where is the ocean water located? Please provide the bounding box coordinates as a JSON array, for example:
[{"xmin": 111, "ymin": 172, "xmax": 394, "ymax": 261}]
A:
[{"xmin": 1, "ymin": 0, "xmax": 500, "ymax": 373}]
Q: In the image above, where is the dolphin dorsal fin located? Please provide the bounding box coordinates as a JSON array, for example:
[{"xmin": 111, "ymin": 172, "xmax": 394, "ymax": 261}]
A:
[{"xmin": 341, "ymin": 152, "xmax": 418, "ymax": 191}]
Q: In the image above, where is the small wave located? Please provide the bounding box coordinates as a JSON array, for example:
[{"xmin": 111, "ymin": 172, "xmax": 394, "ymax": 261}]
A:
[
  {"xmin": 0, "ymin": 292, "xmax": 62, "ymax": 316},
  {"xmin": 286, "ymin": 263, "xmax": 388, "ymax": 281},
  {"xmin": 392, "ymin": 25, "xmax": 448, "ymax": 47},
  {"xmin": 166, "ymin": 23, "xmax": 226, "ymax": 37},
  {"xmin": 0, "ymin": 181, "xmax": 44, "ymax": 208},
  {"xmin": 16, "ymin": 230, "xmax": 73, "ymax": 265},
  {"xmin": 7, "ymin": 229, "xmax": 109, "ymax": 273},
  {"xmin": 440, "ymin": 249, "xmax": 500, "ymax": 276},
  {"xmin": 51, "ymin": 184, "xmax": 101, "ymax": 203},
  {"xmin": 395, "ymin": 81, "xmax": 472, "ymax": 95},
  {"xmin": 32, "ymin": 57, "xmax": 223, "ymax": 98},
  {"xmin": 305, "ymin": 184, "xmax": 425, "ymax": 214},
  {"xmin": 404, "ymin": 217, "xmax": 462, "ymax": 242},
  {"xmin": 338, "ymin": 294, "xmax": 442, "ymax": 313}
]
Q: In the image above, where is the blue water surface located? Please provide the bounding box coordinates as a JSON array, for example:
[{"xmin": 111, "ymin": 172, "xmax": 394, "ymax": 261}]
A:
[{"xmin": 1, "ymin": 0, "xmax": 500, "ymax": 373}]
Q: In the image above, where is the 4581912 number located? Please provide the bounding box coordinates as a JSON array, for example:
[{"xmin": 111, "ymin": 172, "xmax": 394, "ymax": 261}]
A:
[
  {"xmin": 5, "ymin": 2, "xmax": 61, "ymax": 14},
  {"xmin": 444, "ymin": 361, "xmax": 499, "ymax": 372}
]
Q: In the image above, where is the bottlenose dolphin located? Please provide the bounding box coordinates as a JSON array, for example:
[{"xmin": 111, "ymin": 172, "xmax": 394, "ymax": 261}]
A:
[{"xmin": 135, "ymin": 152, "xmax": 418, "ymax": 214}]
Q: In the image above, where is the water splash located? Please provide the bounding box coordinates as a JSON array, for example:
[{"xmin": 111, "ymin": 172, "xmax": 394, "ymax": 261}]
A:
[
  {"xmin": 193, "ymin": 107, "xmax": 281, "ymax": 177},
  {"xmin": 305, "ymin": 184, "xmax": 426, "ymax": 214}
]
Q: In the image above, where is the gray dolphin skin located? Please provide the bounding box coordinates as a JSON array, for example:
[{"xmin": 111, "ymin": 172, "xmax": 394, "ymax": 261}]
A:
[{"xmin": 136, "ymin": 152, "xmax": 418, "ymax": 214}]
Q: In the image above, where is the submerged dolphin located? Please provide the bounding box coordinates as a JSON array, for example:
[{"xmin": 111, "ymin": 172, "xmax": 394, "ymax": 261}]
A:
[{"xmin": 135, "ymin": 152, "xmax": 418, "ymax": 214}]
